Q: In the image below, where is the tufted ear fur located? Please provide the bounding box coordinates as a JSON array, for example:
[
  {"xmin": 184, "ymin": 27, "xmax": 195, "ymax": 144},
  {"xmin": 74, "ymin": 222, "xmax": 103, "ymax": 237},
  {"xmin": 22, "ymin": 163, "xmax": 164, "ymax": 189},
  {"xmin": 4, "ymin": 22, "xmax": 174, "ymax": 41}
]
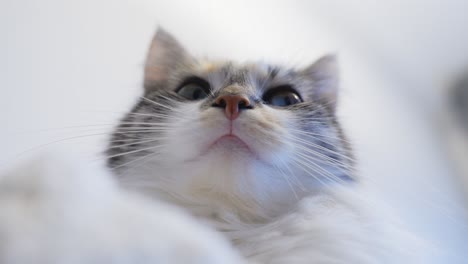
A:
[
  {"xmin": 144, "ymin": 28, "xmax": 193, "ymax": 91},
  {"xmin": 303, "ymin": 55, "xmax": 339, "ymax": 113}
]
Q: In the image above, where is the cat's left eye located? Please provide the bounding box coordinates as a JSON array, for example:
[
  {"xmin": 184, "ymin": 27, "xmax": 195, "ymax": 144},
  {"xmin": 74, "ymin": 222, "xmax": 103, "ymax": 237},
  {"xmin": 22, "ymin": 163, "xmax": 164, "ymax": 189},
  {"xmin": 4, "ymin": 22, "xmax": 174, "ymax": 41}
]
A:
[
  {"xmin": 262, "ymin": 86, "xmax": 302, "ymax": 106},
  {"xmin": 176, "ymin": 77, "xmax": 211, "ymax": 101}
]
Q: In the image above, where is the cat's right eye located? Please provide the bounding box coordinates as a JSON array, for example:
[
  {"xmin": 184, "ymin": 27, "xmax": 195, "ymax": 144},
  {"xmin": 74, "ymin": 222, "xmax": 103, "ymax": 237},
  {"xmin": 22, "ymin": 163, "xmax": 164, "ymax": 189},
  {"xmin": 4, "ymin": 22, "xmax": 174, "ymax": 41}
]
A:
[
  {"xmin": 262, "ymin": 85, "xmax": 303, "ymax": 107},
  {"xmin": 176, "ymin": 77, "xmax": 211, "ymax": 101}
]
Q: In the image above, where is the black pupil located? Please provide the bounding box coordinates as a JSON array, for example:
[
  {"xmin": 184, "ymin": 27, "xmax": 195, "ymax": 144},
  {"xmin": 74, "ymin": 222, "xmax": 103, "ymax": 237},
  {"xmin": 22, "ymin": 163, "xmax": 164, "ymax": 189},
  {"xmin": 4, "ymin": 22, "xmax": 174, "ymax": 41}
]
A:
[{"xmin": 192, "ymin": 87, "xmax": 203, "ymax": 100}]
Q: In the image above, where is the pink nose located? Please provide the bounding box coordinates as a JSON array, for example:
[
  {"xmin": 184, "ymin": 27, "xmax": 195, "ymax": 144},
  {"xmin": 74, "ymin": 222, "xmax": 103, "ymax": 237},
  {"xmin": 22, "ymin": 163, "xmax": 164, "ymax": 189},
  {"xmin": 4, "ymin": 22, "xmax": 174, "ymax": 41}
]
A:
[{"xmin": 214, "ymin": 95, "xmax": 251, "ymax": 120}]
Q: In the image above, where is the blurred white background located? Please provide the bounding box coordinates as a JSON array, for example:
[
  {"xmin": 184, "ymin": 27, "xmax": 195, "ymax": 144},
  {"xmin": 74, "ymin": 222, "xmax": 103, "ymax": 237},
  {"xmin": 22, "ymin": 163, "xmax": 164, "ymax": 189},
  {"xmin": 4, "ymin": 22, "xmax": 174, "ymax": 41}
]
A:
[{"xmin": 1, "ymin": 0, "xmax": 468, "ymax": 262}]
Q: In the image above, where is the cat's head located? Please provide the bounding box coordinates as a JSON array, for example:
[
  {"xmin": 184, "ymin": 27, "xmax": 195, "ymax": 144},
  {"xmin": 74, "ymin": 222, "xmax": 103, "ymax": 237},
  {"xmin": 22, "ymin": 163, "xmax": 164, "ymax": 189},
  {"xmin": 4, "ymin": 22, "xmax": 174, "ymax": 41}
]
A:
[{"xmin": 107, "ymin": 29, "xmax": 354, "ymax": 222}]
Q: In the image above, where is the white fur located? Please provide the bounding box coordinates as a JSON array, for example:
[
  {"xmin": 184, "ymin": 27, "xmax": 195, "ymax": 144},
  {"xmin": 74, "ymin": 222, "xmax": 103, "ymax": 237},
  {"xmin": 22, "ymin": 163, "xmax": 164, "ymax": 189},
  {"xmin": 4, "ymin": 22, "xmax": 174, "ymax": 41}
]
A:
[
  {"xmin": 108, "ymin": 98, "xmax": 428, "ymax": 263},
  {"xmin": 0, "ymin": 153, "xmax": 243, "ymax": 264},
  {"xmin": 119, "ymin": 101, "xmax": 311, "ymax": 222},
  {"xmin": 223, "ymin": 186, "xmax": 426, "ymax": 263},
  {"xmin": 0, "ymin": 101, "xmax": 429, "ymax": 263},
  {"xmin": 0, "ymin": 152, "xmax": 427, "ymax": 263}
]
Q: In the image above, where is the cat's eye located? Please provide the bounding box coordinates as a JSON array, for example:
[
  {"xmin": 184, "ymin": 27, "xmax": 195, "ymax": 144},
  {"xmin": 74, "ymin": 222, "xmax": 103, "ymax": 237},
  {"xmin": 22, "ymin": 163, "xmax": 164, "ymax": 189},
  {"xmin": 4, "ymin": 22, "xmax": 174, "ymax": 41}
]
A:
[
  {"xmin": 262, "ymin": 85, "xmax": 302, "ymax": 106},
  {"xmin": 176, "ymin": 77, "xmax": 210, "ymax": 100}
]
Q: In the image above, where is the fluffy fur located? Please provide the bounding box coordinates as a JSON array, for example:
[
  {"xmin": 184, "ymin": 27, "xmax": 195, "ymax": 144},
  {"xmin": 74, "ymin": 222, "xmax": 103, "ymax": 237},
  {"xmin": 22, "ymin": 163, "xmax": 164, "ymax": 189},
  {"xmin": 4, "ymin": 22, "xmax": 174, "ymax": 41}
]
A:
[
  {"xmin": 0, "ymin": 155, "xmax": 423, "ymax": 264},
  {"xmin": 0, "ymin": 153, "xmax": 243, "ymax": 264},
  {"xmin": 0, "ymin": 29, "xmax": 426, "ymax": 263}
]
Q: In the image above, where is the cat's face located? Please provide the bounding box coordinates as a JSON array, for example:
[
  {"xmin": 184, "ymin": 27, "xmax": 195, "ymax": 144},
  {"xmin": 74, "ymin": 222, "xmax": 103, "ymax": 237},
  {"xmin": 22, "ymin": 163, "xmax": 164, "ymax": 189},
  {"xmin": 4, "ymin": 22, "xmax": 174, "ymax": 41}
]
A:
[{"xmin": 107, "ymin": 29, "xmax": 353, "ymax": 221}]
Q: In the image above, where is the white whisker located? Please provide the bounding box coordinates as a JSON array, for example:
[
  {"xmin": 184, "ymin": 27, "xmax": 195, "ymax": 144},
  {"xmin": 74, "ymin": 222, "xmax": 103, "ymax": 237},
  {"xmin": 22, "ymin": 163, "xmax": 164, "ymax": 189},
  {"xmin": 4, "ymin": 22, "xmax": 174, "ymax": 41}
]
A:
[
  {"xmin": 288, "ymin": 134, "xmax": 355, "ymax": 162},
  {"xmin": 294, "ymin": 151, "xmax": 348, "ymax": 185},
  {"xmin": 140, "ymin": 96, "xmax": 185, "ymax": 114},
  {"xmin": 290, "ymin": 158, "xmax": 329, "ymax": 187},
  {"xmin": 103, "ymin": 144, "xmax": 166, "ymax": 161},
  {"xmin": 107, "ymin": 138, "xmax": 160, "ymax": 149},
  {"xmin": 110, "ymin": 150, "xmax": 162, "ymax": 171},
  {"xmin": 290, "ymin": 140, "xmax": 355, "ymax": 172}
]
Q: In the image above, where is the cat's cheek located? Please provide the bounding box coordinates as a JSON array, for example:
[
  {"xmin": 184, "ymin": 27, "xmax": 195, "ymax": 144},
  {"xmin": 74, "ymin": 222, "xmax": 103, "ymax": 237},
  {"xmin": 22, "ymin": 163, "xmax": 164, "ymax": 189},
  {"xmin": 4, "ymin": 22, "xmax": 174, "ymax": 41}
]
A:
[
  {"xmin": 198, "ymin": 108, "xmax": 229, "ymax": 132},
  {"xmin": 236, "ymin": 107, "xmax": 296, "ymax": 163},
  {"xmin": 163, "ymin": 103, "xmax": 226, "ymax": 162},
  {"xmin": 159, "ymin": 103, "xmax": 204, "ymax": 162}
]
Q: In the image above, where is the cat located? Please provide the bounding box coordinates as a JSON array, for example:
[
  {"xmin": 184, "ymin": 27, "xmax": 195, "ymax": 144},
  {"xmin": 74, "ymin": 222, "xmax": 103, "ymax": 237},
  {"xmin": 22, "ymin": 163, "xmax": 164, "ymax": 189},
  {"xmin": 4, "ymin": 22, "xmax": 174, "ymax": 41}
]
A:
[
  {"xmin": 105, "ymin": 29, "xmax": 424, "ymax": 263},
  {"xmin": 0, "ymin": 28, "xmax": 424, "ymax": 264},
  {"xmin": 107, "ymin": 29, "xmax": 353, "ymax": 223}
]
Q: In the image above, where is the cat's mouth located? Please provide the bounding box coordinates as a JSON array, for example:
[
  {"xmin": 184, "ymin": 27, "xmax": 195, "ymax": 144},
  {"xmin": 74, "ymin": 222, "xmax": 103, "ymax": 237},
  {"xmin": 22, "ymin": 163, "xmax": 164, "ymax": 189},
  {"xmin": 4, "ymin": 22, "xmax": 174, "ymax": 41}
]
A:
[
  {"xmin": 210, "ymin": 134, "xmax": 251, "ymax": 151},
  {"xmin": 200, "ymin": 134, "xmax": 256, "ymax": 158}
]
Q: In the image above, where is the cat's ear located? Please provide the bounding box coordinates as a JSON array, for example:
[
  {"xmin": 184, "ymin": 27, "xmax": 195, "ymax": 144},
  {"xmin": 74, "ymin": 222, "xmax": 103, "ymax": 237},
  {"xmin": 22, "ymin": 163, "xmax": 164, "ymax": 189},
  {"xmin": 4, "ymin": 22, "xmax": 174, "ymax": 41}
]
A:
[
  {"xmin": 144, "ymin": 28, "xmax": 193, "ymax": 91},
  {"xmin": 303, "ymin": 54, "xmax": 339, "ymax": 113}
]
